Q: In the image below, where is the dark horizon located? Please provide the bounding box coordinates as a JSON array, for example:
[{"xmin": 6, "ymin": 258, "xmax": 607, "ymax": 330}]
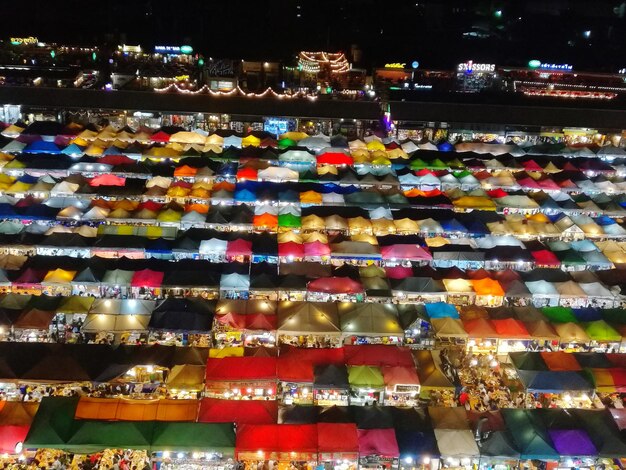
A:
[{"xmin": 3, "ymin": 0, "xmax": 626, "ymax": 72}]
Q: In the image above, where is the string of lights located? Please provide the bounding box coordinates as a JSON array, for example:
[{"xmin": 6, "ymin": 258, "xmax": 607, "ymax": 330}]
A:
[{"xmin": 153, "ymin": 84, "xmax": 318, "ymax": 100}]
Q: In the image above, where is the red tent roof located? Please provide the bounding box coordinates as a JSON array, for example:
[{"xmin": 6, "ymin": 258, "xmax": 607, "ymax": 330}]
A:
[
  {"xmin": 540, "ymin": 352, "xmax": 582, "ymax": 371},
  {"xmin": 280, "ymin": 346, "xmax": 346, "ymax": 365},
  {"xmin": 381, "ymin": 365, "xmax": 420, "ymax": 387},
  {"xmin": 279, "ymin": 241, "xmax": 305, "ymax": 258},
  {"xmin": 344, "ymin": 345, "xmax": 414, "ymax": 367},
  {"xmin": 99, "ymin": 155, "xmax": 136, "ymax": 165},
  {"xmin": 522, "ymin": 160, "xmax": 543, "ymax": 172},
  {"xmin": 215, "ymin": 313, "xmax": 247, "ymax": 329},
  {"xmin": 307, "ymin": 277, "xmax": 363, "ymax": 294},
  {"xmin": 318, "ymin": 423, "xmax": 358, "ymax": 453},
  {"xmin": 487, "ymin": 188, "xmax": 508, "ymax": 198},
  {"xmin": 385, "ymin": 266, "xmax": 414, "ymax": 280},
  {"xmin": 236, "ymin": 424, "xmax": 318, "ymax": 457},
  {"xmin": 89, "ymin": 174, "xmax": 126, "ymax": 187},
  {"xmin": 246, "ymin": 313, "xmax": 277, "ymax": 331},
  {"xmin": 491, "ymin": 318, "xmax": 531, "ymax": 338},
  {"xmin": 138, "ymin": 201, "xmax": 164, "ymax": 212},
  {"xmin": 0, "ymin": 425, "xmax": 30, "ymax": 454},
  {"xmin": 150, "ymin": 131, "xmax": 171, "ymax": 142},
  {"xmin": 198, "ymin": 398, "xmax": 277, "ymax": 424},
  {"xmin": 236, "ymin": 167, "xmax": 258, "ymax": 181},
  {"xmin": 226, "ymin": 239, "xmax": 253, "ymax": 257},
  {"xmin": 316, "ymin": 153, "xmax": 353, "ymax": 165},
  {"xmin": 205, "ymin": 357, "xmax": 278, "ymax": 381},
  {"xmin": 462, "ymin": 318, "xmax": 498, "ymax": 338},
  {"xmin": 130, "ymin": 269, "xmax": 164, "ymax": 288},
  {"xmin": 277, "ymin": 358, "xmax": 314, "ymax": 382},
  {"xmin": 531, "ymin": 250, "xmax": 561, "ymax": 266}
]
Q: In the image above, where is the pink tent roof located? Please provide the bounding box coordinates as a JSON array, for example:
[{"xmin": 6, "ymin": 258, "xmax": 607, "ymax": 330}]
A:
[
  {"xmin": 307, "ymin": 276, "xmax": 363, "ymax": 294},
  {"xmin": 357, "ymin": 429, "xmax": 399, "ymax": 457},
  {"xmin": 215, "ymin": 312, "xmax": 247, "ymax": 329},
  {"xmin": 279, "ymin": 241, "xmax": 305, "ymax": 258},
  {"xmin": 304, "ymin": 241, "xmax": 331, "ymax": 257},
  {"xmin": 385, "ymin": 266, "xmax": 414, "ymax": 280},
  {"xmin": 226, "ymin": 239, "xmax": 253, "ymax": 257},
  {"xmin": 522, "ymin": 160, "xmax": 543, "ymax": 172},
  {"xmin": 517, "ymin": 177, "xmax": 541, "ymax": 189},
  {"xmin": 382, "ymin": 365, "xmax": 420, "ymax": 387},
  {"xmin": 130, "ymin": 269, "xmax": 164, "ymax": 288},
  {"xmin": 537, "ymin": 179, "xmax": 561, "ymax": 190},
  {"xmin": 90, "ymin": 174, "xmax": 126, "ymax": 187},
  {"xmin": 381, "ymin": 244, "xmax": 432, "ymax": 261}
]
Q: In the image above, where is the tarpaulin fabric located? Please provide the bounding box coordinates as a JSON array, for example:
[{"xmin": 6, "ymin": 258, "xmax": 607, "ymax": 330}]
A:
[
  {"xmin": 198, "ymin": 398, "xmax": 277, "ymax": 424},
  {"xmin": 540, "ymin": 352, "xmax": 582, "ymax": 371},
  {"xmin": 205, "ymin": 357, "xmax": 277, "ymax": 381},
  {"xmin": 130, "ymin": 269, "xmax": 164, "ymax": 288},
  {"xmin": 548, "ymin": 429, "xmax": 597, "ymax": 456},
  {"xmin": 344, "ymin": 345, "xmax": 414, "ymax": 367},
  {"xmin": 492, "ymin": 318, "xmax": 530, "ymax": 338},
  {"xmin": 317, "ymin": 423, "xmax": 358, "ymax": 453},
  {"xmin": 357, "ymin": 428, "xmax": 399, "ymax": 457},
  {"xmin": 307, "ymin": 277, "xmax": 363, "ymax": 294}
]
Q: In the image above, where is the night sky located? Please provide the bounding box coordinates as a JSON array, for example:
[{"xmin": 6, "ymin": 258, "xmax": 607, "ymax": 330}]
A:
[{"xmin": 2, "ymin": 0, "xmax": 626, "ymax": 71}]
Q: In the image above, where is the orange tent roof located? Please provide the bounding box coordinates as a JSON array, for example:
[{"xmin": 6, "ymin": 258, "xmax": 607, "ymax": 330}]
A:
[
  {"xmin": 185, "ymin": 203, "xmax": 209, "ymax": 214},
  {"xmin": 540, "ymin": 351, "xmax": 582, "ymax": 371},
  {"xmin": 174, "ymin": 165, "xmax": 198, "ymax": 177},
  {"xmin": 74, "ymin": 397, "xmax": 198, "ymax": 421},
  {"xmin": 212, "ymin": 181, "xmax": 236, "ymax": 192},
  {"xmin": 471, "ymin": 278, "xmax": 505, "ymax": 296},
  {"xmin": 253, "ymin": 213, "xmax": 278, "ymax": 227}
]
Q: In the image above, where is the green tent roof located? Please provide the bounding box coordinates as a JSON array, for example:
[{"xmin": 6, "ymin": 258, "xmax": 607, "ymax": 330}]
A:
[
  {"xmin": 24, "ymin": 397, "xmax": 79, "ymax": 450},
  {"xmin": 278, "ymin": 213, "xmax": 301, "ymax": 228},
  {"xmin": 509, "ymin": 352, "xmax": 548, "ymax": 371},
  {"xmin": 278, "ymin": 138, "xmax": 297, "ymax": 148},
  {"xmin": 601, "ymin": 308, "xmax": 626, "ymax": 325},
  {"xmin": 501, "ymin": 409, "xmax": 558, "ymax": 460},
  {"xmin": 541, "ymin": 306, "xmax": 578, "ymax": 323},
  {"xmin": 348, "ymin": 365, "xmax": 384, "ymax": 388},
  {"xmin": 151, "ymin": 422, "xmax": 235, "ymax": 453},
  {"xmin": 428, "ymin": 158, "xmax": 447, "ymax": 169},
  {"xmin": 66, "ymin": 421, "xmax": 153, "ymax": 453},
  {"xmin": 409, "ymin": 158, "xmax": 428, "ymax": 170},
  {"xmin": 584, "ymin": 320, "xmax": 622, "ymax": 342}
]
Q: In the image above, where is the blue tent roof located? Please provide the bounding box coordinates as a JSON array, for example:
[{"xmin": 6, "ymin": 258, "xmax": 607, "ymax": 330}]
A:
[
  {"xmin": 516, "ymin": 370, "xmax": 594, "ymax": 392},
  {"xmin": 424, "ymin": 302, "xmax": 459, "ymax": 319},
  {"xmin": 0, "ymin": 204, "xmax": 17, "ymax": 217},
  {"xmin": 466, "ymin": 221, "xmax": 489, "ymax": 235},
  {"xmin": 572, "ymin": 308, "xmax": 603, "ymax": 322},
  {"xmin": 18, "ymin": 174, "xmax": 39, "ymax": 184},
  {"xmin": 437, "ymin": 142, "xmax": 454, "ymax": 152},
  {"xmin": 61, "ymin": 144, "xmax": 84, "ymax": 156},
  {"xmin": 440, "ymin": 219, "xmax": 467, "ymax": 232},
  {"xmin": 234, "ymin": 189, "xmax": 257, "ymax": 202},
  {"xmin": 23, "ymin": 141, "xmax": 61, "ymax": 154},
  {"xmin": 103, "ymin": 145, "xmax": 124, "ymax": 156},
  {"xmin": 595, "ymin": 215, "xmax": 616, "ymax": 226},
  {"xmin": 395, "ymin": 430, "xmax": 440, "ymax": 459}
]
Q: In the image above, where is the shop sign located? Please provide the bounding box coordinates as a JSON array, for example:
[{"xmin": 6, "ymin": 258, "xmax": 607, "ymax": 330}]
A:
[
  {"xmin": 121, "ymin": 44, "xmax": 142, "ymax": 53},
  {"xmin": 538, "ymin": 62, "xmax": 573, "ymax": 71},
  {"xmin": 393, "ymin": 384, "xmax": 421, "ymax": 393},
  {"xmin": 206, "ymin": 59, "xmax": 236, "ymax": 77},
  {"xmin": 457, "ymin": 61, "xmax": 496, "ymax": 73},
  {"xmin": 359, "ymin": 456, "xmax": 399, "ymax": 466},
  {"xmin": 154, "ymin": 45, "xmax": 193, "ymax": 55},
  {"xmin": 10, "ymin": 37, "xmax": 38, "ymax": 45},
  {"xmin": 385, "ymin": 63, "xmax": 406, "ymax": 69}
]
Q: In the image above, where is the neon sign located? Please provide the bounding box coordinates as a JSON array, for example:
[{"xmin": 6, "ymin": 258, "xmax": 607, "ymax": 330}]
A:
[
  {"xmin": 538, "ymin": 63, "xmax": 573, "ymax": 71},
  {"xmin": 385, "ymin": 63, "xmax": 406, "ymax": 69},
  {"xmin": 10, "ymin": 37, "xmax": 38, "ymax": 46},
  {"xmin": 457, "ymin": 61, "xmax": 495, "ymax": 73}
]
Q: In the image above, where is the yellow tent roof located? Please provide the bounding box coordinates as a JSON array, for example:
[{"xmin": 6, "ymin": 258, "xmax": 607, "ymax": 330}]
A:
[
  {"xmin": 242, "ymin": 135, "xmax": 261, "ymax": 147},
  {"xmin": 157, "ymin": 209, "xmax": 182, "ymax": 222},
  {"xmin": 302, "ymin": 231, "xmax": 328, "ymax": 243},
  {"xmin": 366, "ymin": 140, "xmax": 386, "ymax": 151},
  {"xmin": 301, "ymin": 214, "xmax": 325, "ymax": 231},
  {"xmin": 370, "ymin": 218, "xmax": 396, "ymax": 235},
  {"xmin": 280, "ymin": 131, "xmax": 308, "ymax": 141},
  {"xmin": 84, "ymin": 144, "xmax": 105, "ymax": 156},
  {"xmin": 278, "ymin": 232, "xmax": 303, "ymax": 244},
  {"xmin": 145, "ymin": 147, "xmax": 181, "ymax": 158},
  {"xmin": 300, "ymin": 190, "xmax": 323, "ymax": 204},
  {"xmin": 7, "ymin": 181, "xmax": 32, "ymax": 193},
  {"xmin": 206, "ymin": 134, "xmax": 224, "ymax": 145},
  {"xmin": 43, "ymin": 269, "xmax": 77, "ymax": 284},
  {"xmin": 387, "ymin": 148, "xmax": 409, "ymax": 159},
  {"xmin": 453, "ymin": 196, "xmax": 497, "ymax": 210},
  {"xmin": 209, "ymin": 346, "xmax": 244, "ymax": 358},
  {"xmin": 170, "ymin": 131, "xmax": 207, "ymax": 145}
]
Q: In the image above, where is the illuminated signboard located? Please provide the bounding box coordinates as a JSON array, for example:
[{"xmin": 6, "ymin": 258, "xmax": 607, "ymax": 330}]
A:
[
  {"xmin": 539, "ymin": 63, "xmax": 573, "ymax": 71},
  {"xmin": 10, "ymin": 37, "xmax": 38, "ymax": 45},
  {"xmin": 457, "ymin": 61, "xmax": 496, "ymax": 73},
  {"xmin": 264, "ymin": 117, "xmax": 296, "ymax": 136},
  {"xmin": 121, "ymin": 45, "xmax": 142, "ymax": 53},
  {"xmin": 619, "ymin": 68, "xmax": 626, "ymax": 74},
  {"xmin": 385, "ymin": 63, "xmax": 406, "ymax": 69},
  {"xmin": 155, "ymin": 45, "xmax": 193, "ymax": 55}
]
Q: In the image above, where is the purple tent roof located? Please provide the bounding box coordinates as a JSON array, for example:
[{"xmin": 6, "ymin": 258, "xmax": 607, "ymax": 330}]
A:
[{"xmin": 547, "ymin": 429, "xmax": 597, "ymax": 456}]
